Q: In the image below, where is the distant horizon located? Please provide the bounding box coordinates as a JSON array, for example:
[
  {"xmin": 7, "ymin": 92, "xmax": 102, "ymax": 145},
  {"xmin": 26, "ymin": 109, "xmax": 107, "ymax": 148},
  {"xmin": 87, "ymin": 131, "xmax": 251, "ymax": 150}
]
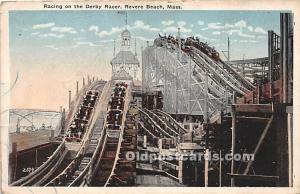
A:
[{"xmin": 9, "ymin": 10, "xmax": 282, "ymax": 110}]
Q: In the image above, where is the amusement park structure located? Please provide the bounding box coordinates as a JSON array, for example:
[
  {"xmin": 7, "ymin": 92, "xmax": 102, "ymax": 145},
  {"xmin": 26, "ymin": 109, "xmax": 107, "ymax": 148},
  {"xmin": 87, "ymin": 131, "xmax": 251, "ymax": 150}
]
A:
[{"xmin": 9, "ymin": 13, "xmax": 293, "ymax": 187}]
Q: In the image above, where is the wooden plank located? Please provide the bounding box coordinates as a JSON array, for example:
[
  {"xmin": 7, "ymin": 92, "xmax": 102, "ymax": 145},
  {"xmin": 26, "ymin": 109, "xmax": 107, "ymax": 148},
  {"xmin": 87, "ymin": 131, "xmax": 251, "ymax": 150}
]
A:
[
  {"xmin": 234, "ymin": 104, "xmax": 272, "ymax": 113},
  {"xmin": 228, "ymin": 173, "xmax": 279, "ymax": 181},
  {"xmin": 223, "ymin": 116, "xmax": 270, "ymax": 120}
]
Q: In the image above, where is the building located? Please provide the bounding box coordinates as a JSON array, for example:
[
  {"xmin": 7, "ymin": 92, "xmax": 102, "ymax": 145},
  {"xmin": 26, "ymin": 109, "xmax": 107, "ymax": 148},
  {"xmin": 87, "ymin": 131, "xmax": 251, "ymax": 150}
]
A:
[{"xmin": 110, "ymin": 29, "xmax": 140, "ymax": 80}]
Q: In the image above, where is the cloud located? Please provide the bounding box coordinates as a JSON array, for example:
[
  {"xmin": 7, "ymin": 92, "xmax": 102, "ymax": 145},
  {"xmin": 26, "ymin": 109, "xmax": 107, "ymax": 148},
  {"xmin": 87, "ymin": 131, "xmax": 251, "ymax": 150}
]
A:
[
  {"xmin": 136, "ymin": 36, "xmax": 153, "ymax": 42},
  {"xmin": 212, "ymin": 31, "xmax": 221, "ymax": 35},
  {"xmin": 234, "ymin": 20, "xmax": 247, "ymax": 28},
  {"xmin": 202, "ymin": 22, "xmax": 223, "ymax": 30},
  {"xmin": 227, "ymin": 29, "xmax": 240, "ymax": 35},
  {"xmin": 198, "ymin": 20, "xmax": 204, "ymax": 26},
  {"xmin": 89, "ymin": 20, "xmax": 159, "ymax": 38},
  {"xmin": 161, "ymin": 20, "xmax": 174, "ymax": 26},
  {"xmin": 211, "ymin": 28, "xmax": 255, "ymax": 38},
  {"xmin": 177, "ymin": 21, "xmax": 186, "ymax": 27},
  {"xmin": 99, "ymin": 27, "xmax": 123, "ymax": 38},
  {"xmin": 202, "ymin": 20, "xmax": 248, "ymax": 31},
  {"xmin": 76, "ymin": 41, "xmax": 103, "ymax": 47},
  {"xmin": 31, "ymin": 32, "xmax": 40, "ymax": 36},
  {"xmin": 257, "ymin": 35, "xmax": 267, "ymax": 39},
  {"xmin": 89, "ymin": 25, "xmax": 99, "ymax": 32},
  {"xmin": 238, "ymin": 30, "xmax": 255, "ymax": 38},
  {"xmin": 97, "ymin": 39, "xmax": 121, "ymax": 43},
  {"xmin": 163, "ymin": 26, "xmax": 192, "ymax": 33},
  {"xmin": 32, "ymin": 22, "xmax": 55, "ymax": 29},
  {"xmin": 38, "ymin": 33, "xmax": 64, "ymax": 38},
  {"xmin": 89, "ymin": 25, "xmax": 123, "ymax": 38},
  {"xmin": 248, "ymin": 26, "xmax": 253, "ymax": 32},
  {"xmin": 190, "ymin": 24, "xmax": 194, "ymax": 28},
  {"xmin": 239, "ymin": 40, "xmax": 258, "ymax": 43},
  {"xmin": 131, "ymin": 20, "xmax": 160, "ymax": 32},
  {"xmin": 51, "ymin": 26, "xmax": 77, "ymax": 34},
  {"xmin": 254, "ymin": 27, "xmax": 267, "ymax": 34}
]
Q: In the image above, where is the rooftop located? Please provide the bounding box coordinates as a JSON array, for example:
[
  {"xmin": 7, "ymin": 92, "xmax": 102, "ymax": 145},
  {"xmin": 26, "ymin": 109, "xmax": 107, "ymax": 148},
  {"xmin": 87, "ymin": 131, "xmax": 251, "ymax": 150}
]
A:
[{"xmin": 111, "ymin": 50, "xmax": 139, "ymax": 65}]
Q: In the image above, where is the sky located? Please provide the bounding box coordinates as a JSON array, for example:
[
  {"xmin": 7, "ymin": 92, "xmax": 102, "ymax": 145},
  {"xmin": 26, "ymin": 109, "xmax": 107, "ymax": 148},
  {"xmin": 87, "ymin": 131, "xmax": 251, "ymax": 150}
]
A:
[{"xmin": 9, "ymin": 10, "xmax": 282, "ymax": 110}]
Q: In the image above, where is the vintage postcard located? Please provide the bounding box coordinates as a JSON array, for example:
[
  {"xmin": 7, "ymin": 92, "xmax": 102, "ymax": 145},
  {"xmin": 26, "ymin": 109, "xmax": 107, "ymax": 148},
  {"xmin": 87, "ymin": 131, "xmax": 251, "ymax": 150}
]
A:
[{"xmin": 0, "ymin": 0, "xmax": 299, "ymax": 194}]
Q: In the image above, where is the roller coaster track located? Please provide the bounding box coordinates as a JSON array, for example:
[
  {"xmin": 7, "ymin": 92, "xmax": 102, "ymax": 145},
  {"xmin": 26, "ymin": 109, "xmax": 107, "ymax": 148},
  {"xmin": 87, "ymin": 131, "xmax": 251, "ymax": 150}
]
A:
[
  {"xmin": 153, "ymin": 109, "xmax": 188, "ymax": 134},
  {"xmin": 139, "ymin": 109, "xmax": 173, "ymax": 138},
  {"xmin": 91, "ymin": 81, "xmax": 134, "ymax": 186},
  {"xmin": 139, "ymin": 108, "xmax": 188, "ymax": 139},
  {"xmin": 11, "ymin": 80, "xmax": 136, "ymax": 187},
  {"xmin": 190, "ymin": 47, "xmax": 250, "ymax": 95},
  {"xmin": 104, "ymin": 106, "xmax": 137, "ymax": 186},
  {"xmin": 45, "ymin": 81, "xmax": 110, "ymax": 186},
  {"xmin": 10, "ymin": 141, "xmax": 68, "ymax": 186},
  {"xmin": 43, "ymin": 81, "xmax": 133, "ymax": 187},
  {"xmin": 10, "ymin": 81, "xmax": 107, "ymax": 186},
  {"xmin": 155, "ymin": 37, "xmax": 255, "ymax": 96}
]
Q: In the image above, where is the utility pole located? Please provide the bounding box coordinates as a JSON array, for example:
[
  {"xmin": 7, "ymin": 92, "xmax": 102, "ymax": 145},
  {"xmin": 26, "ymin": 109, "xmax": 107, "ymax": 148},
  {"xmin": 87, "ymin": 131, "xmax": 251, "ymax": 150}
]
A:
[
  {"xmin": 204, "ymin": 70, "xmax": 209, "ymax": 187},
  {"xmin": 227, "ymin": 37, "xmax": 230, "ymax": 62},
  {"xmin": 221, "ymin": 37, "xmax": 230, "ymax": 63},
  {"xmin": 177, "ymin": 27, "xmax": 181, "ymax": 61}
]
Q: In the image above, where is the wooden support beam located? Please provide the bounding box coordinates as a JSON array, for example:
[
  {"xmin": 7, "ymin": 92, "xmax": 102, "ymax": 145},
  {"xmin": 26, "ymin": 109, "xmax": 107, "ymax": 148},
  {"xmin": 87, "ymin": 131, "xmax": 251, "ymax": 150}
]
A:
[
  {"xmin": 231, "ymin": 105, "xmax": 236, "ymax": 187},
  {"xmin": 228, "ymin": 173, "xmax": 279, "ymax": 182},
  {"xmin": 234, "ymin": 104, "xmax": 272, "ymax": 113},
  {"xmin": 243, "ymin": 115, "xmax": 274, "ymax": 175},
  {"xmin": 223, "ymin": 115, "xmax": 270, "ymax": 121}
]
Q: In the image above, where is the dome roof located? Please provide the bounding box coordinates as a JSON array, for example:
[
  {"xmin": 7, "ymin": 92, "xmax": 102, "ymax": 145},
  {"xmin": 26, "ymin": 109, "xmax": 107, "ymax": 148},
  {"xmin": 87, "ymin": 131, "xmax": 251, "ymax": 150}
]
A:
[{"xmin": 121, "ymin": 29, "xmax": 131, "ymax": 38}]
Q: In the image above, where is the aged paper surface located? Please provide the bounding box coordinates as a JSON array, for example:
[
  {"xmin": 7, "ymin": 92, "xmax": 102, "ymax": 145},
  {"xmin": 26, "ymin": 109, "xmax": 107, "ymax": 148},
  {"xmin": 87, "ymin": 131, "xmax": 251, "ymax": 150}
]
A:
[{"xmin": 0, "ymin": 0, "xmax": 299, "ymax": 194}]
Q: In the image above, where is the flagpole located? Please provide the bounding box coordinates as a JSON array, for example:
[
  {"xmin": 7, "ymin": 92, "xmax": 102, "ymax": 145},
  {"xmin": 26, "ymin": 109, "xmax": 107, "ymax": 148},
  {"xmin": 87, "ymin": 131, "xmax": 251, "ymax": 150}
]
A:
[{"xmin": 125, "ymin": 12, "xmax": 128, "ymax": 27}]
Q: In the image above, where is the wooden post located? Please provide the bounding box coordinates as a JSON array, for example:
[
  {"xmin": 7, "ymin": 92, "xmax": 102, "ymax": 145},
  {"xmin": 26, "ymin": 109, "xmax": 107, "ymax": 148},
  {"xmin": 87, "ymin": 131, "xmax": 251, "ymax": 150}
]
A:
[
  {"xmin": 76, "ymin": 81, "xmax": 79, "ymax": 95},
  {"xmin": 16, "ymin": 117, "xmax": 20, "ymax": 133},
  {"xmin": 50, "ymin": 129, "xmax": 54, "ymax": 141},
  {"xmin": 268, "ymin": 30, "xmax": 274, "ymax": 98},
  {"xmin": 35, "ymin": 149, "xmax": 38, "ymax": 168},
  {"xmin": 178, "ymin": 157, "xmax": 183, "ymax": 184},
  {"xmin": 143, "ymin": 135, "xmax": 147, "ymax": 148},
  {"xmin": 195, "ymin": 162, "xmax": 198, "ymax": 184},
  {"xmin": 61, "ymin": 108, "xmax": 66, "ymax": 134},
  {"xmin": 68, "ymin": 90, "xmax": 71, "ymax": 110},
  {"xmin": 12, "ymin": 142, "xmax": 18, "ymax": 182},
  {"xmin": 219, "ymin": 150, "xmax": 222, "ymax": 187},
  {"xmin": 287, "ymin": 110, "xmax": 293, "ymax": 186},
  {"xmin": 231, "ymin": 105, "xmax": 236, "ymax": 186},
  {"xmin": 204, "ymin": 148, "xmax": 209, "ymax": 187}
]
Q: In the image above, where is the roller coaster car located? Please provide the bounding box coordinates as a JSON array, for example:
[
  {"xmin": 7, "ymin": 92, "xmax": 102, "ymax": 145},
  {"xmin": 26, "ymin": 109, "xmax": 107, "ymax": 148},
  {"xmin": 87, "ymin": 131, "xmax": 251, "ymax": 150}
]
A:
[
  {"xmin": 182, "ymin": 46, "xmax": 192, "ymax": 53},
  {"xmin": 211, "ymin": 52, "xmax": 220, "ymax": 61}
]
